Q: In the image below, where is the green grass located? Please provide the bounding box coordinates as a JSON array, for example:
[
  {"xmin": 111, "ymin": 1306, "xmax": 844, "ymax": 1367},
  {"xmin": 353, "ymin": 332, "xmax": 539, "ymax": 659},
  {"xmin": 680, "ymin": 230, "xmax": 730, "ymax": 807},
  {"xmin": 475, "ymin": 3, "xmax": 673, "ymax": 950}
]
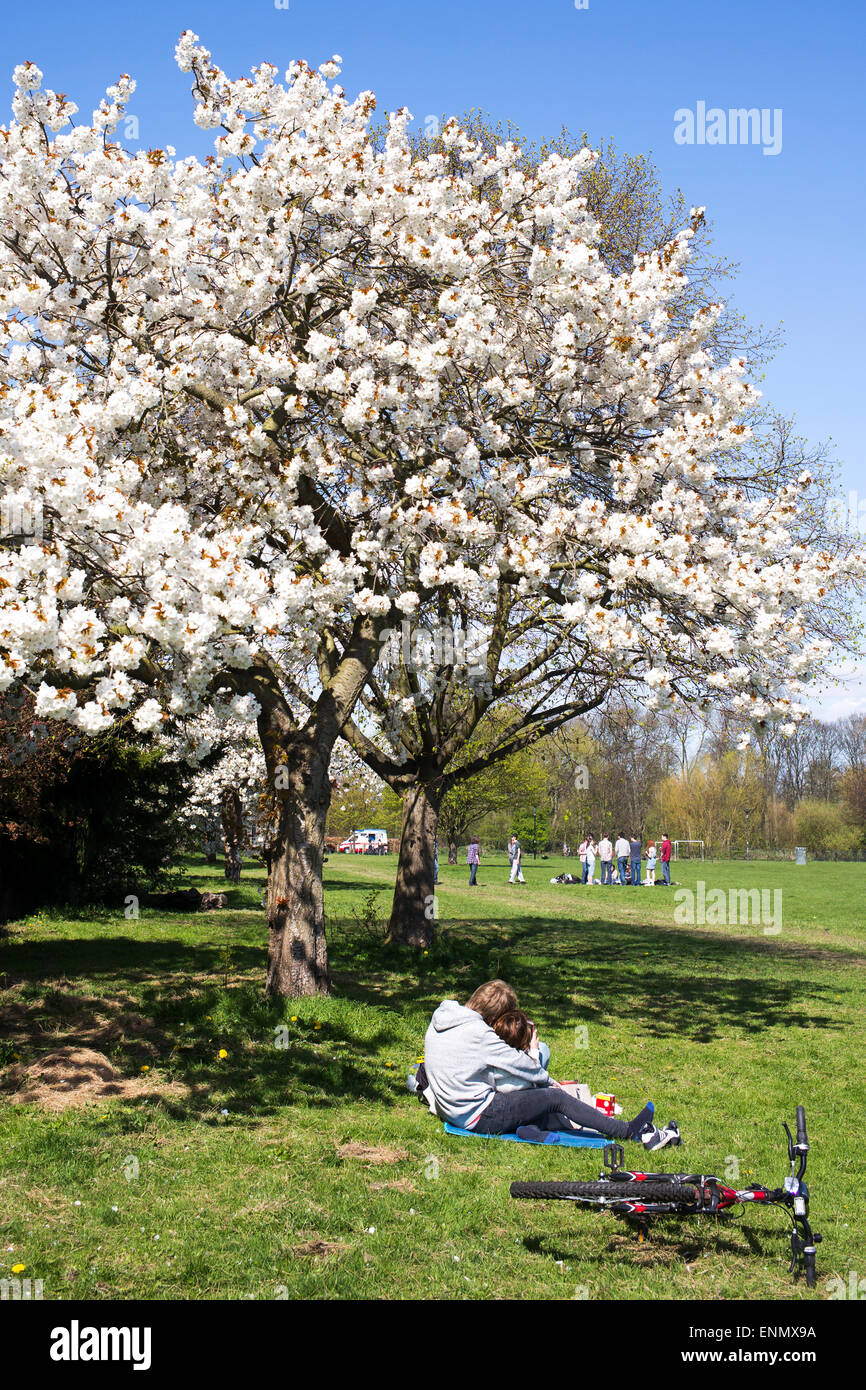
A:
[{"xmin": 0, "ymin": 853, "xmax": 862, "ymax": 1300}]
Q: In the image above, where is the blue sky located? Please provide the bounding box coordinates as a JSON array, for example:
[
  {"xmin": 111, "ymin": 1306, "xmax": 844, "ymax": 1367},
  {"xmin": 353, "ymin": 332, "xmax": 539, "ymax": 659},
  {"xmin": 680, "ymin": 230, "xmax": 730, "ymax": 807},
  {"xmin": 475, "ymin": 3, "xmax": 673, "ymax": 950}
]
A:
[{"xmin": 3, "ymin": 0, "xmax": 864, "ymax": 712}]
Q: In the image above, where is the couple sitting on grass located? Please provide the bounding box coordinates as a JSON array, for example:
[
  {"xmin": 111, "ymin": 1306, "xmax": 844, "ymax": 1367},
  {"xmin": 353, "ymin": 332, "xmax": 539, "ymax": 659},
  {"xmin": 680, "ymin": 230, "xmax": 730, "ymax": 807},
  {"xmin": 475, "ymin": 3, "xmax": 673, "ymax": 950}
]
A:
[{"xmin": 418, "ymin": 979, "xmax": 680, "ymax": 1150}]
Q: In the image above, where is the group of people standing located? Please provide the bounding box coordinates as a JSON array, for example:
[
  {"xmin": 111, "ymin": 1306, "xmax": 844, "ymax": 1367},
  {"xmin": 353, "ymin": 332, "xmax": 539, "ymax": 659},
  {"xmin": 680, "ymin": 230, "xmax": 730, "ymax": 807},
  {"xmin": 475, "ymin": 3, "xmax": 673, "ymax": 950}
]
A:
[
  {"xmin": 578, "ymin": 834, "xmax": 673, "ymax": 886},
  {"xmin": 467, "ymin": 833, "xmax": 527, "ymax": 885},
  {"xmin": 466, "ymin": 833, "xmax": 673, "ymax": 886}
]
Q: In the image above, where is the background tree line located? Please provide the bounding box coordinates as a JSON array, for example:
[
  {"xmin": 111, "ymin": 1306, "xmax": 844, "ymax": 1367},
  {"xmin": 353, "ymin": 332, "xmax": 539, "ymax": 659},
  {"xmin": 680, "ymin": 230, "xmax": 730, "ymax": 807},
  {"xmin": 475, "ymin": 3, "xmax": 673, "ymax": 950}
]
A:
[{"xmin": 324, "ymin": 702, "xmax": 866, "ymax": 861}]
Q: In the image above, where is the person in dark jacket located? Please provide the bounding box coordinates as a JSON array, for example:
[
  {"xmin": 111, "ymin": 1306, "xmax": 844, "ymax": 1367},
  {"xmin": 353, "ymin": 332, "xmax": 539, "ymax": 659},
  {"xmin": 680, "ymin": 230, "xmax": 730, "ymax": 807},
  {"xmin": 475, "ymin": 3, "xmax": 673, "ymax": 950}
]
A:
[{"xmin": 629, "ymin": 834, "xmax": 642, "ymax": 886}]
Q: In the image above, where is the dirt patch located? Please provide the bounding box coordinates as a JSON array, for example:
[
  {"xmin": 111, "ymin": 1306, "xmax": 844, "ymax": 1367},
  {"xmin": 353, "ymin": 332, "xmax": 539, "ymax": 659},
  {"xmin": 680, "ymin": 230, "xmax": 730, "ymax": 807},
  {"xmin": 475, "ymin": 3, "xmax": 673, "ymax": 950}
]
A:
[
  {"xmin": 369, "ymin": 1178, "xmax": 418, "ymax": 1193},
  {"xmin": 3, "ymin": 1047, "xmax": 178, "ymax": 1111},
  {"xmin": 91, "ymin": 1012, "xmax": 165, "ymax": 1050},
  {"xmin": 0, "ymin": 985, "xmax": 169, "ymax": 1062},
  {"xmin": 292, "ymin": 1238, "xmax": 347, "ymax": 1258},
  {"xmin": 336, "ymin": 1141, "xmax": 409, "ymax": 1165}
]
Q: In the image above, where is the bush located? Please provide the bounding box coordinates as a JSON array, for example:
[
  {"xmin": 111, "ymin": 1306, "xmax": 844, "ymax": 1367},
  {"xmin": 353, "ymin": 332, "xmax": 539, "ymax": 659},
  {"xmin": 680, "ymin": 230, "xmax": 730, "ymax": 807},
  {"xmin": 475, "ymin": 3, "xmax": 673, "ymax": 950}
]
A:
[
  {"xmin": 793, "ymin": 799, "xmax": 862, "ymax": 857},
  {"xmin": 0, "ymin": 695, "xmax": 190, "ymax": 919}
]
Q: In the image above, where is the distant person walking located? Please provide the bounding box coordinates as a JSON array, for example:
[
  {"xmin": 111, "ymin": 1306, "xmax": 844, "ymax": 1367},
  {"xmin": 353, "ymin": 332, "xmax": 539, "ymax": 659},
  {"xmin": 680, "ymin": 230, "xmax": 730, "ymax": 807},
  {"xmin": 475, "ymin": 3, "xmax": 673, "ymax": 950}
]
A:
[
  {"xmin": 614, "ymin": 833, "xmax": 630, "ymax": 887},
  {"xmin": 467, "ymin": 837, "xmax": 481, "ymax": 886},
  {"xmin": 660, "ymin": 834, "xmax": 673, "ymax": 886},
  {"xmin": 508, "ymin": 834, "xmax": 526, "ymax": 884},
  {"xmin": 598, "ymin": 834, "xmax": 613, "ymax": 885},
  {"xmin": 629, "ymin": 834, "xmax": 642, "ymax": 887}
]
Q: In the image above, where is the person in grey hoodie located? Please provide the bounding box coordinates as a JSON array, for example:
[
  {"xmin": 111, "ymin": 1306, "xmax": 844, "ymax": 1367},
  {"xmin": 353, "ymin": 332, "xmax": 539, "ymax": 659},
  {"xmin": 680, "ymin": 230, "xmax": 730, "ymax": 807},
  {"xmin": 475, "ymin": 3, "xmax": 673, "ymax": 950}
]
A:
[{"xmin": 423, "ymin": 995, "xmax": 677, "ymax": 1148}]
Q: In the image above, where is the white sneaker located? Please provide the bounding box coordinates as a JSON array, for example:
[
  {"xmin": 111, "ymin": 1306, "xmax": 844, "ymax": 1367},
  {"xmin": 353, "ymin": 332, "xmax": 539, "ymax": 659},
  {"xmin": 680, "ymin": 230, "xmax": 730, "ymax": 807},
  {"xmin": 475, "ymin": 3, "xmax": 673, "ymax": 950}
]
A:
[{"xmin": 641, "ymin": 1120, "xmax": 681, "ymax": 1150}]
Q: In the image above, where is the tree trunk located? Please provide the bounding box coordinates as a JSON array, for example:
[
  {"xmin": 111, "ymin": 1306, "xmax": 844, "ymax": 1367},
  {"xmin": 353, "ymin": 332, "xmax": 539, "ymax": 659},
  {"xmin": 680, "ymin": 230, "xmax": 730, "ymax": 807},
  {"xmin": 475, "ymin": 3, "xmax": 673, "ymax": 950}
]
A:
[
  {"xmin": 261, "ymin": 732, "xmax": 332, "ymax": 998},
  {"xmin": 388, "ymin": 782, "xmax": 441, "ymax": 947},
  {"xmin": 221, "ymin": 787, "xmax": 243, "ymax": 882},
  {"xmin": 227, "ymin": 624, "xmax": 384, "ymax": 999}
]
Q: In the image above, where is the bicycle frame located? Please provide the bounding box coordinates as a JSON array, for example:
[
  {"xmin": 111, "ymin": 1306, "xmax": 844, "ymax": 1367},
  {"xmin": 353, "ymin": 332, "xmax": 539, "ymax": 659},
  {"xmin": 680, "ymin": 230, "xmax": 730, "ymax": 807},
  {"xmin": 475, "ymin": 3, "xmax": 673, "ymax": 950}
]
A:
[{"xmin": 541, "ymin": 1107, "xmax": 821, "ymax": 1286}]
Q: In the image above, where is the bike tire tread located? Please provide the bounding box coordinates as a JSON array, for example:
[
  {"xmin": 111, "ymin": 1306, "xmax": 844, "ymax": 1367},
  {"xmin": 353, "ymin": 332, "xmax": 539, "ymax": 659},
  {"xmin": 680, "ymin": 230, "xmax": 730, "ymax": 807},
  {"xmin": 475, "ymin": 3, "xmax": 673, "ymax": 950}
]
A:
[{"xmin": 510, "ymin": 1180, "xmax": 700, "ymax": 1203}]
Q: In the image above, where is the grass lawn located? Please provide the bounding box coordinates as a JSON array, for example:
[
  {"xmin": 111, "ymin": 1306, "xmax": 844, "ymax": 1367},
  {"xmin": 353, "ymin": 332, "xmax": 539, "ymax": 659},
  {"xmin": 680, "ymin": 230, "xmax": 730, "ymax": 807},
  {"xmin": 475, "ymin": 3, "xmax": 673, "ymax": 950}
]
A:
[{"xmin": 0, "ymin": 851, "xmax": 863, "ymax": 1301}]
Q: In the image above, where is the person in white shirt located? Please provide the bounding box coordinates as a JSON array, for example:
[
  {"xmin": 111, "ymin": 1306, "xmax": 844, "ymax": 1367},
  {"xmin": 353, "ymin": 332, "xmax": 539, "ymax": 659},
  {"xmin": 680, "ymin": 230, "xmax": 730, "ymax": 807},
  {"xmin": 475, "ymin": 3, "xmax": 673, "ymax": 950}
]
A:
[
  {"xmin": 578, "ymin": 838, "xmax": 589, "ymax": 884},
  {"xmin": 614, "ymin": 834, "xmax": 630, "ymax": 886},
  {"xmin": 598, "ymin": 835, "xmax": 613, "ymax": 885}
]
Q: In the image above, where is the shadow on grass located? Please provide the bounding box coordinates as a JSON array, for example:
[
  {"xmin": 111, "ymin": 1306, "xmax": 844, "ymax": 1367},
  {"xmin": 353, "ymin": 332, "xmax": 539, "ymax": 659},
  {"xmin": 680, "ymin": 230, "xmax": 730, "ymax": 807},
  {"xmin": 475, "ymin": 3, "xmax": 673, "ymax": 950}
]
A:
[
  {"xmin": 331, "ymin": 914, "xmax": 842, "ymax": 1044},
  {"xmin": 1, "ymin": 936, "xmax": 412, "ymax": 1121},
  {"xmin": 518, "ymin": 1210, "xmax": 786, "ymax": 1275},
  {"xmin": 1, "ymin": 907, "xmax": 844, "ymax": 1125}
]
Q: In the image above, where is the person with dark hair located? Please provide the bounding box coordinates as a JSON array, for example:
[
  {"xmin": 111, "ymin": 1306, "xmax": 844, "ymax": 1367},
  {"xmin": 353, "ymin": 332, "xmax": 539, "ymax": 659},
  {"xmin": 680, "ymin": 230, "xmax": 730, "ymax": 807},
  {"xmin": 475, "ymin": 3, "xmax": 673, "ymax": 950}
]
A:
[
  {"xmin": 492, "ymin": 1009, "xmax": 533, "ymax": 1054},
  {"xmin": 467, "ymin": 836, "xmax": 481, "ymax": 885},
  {"xmin": 660, "ymin": 833, "xmax": 673, "ymax": 885},
  {"xmin": 507, "ymin": 834, "xmax": 526, "ymax": 884},
  {"xmin": 629, "ymin": 833, "xmax": 643, "ymax": 887},
  {"xmin": 598, "ymin": 833, "xmax": 613, "ymax": 885},
  {"xmin": 614, "ymin": 833, "xmax": 629, "ymax": 886}
]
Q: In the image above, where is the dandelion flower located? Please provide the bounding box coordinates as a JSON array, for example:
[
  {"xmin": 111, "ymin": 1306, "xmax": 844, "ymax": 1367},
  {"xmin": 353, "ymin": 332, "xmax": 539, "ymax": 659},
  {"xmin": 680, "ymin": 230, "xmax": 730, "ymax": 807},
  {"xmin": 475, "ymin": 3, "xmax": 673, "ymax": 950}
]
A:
[
  {"xmin": 141, "ymin": 1065, "xmax": 150, "ymax": 1072},
  {"xmin": 218, "ymin": 1049, "xmax": 228, "ymax": 1059},
  {"xmin": 11, "ymin": 1263, "xmax": 25, "ymax": 1273}
]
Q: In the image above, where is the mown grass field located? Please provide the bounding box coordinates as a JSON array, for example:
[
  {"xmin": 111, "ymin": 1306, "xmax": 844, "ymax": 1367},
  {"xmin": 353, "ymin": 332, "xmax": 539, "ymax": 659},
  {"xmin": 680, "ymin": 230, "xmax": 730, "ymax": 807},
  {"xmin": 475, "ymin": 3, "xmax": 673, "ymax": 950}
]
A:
[{"xmin": 0, "ymin": 852, "xmax": 863, "ymax": 1301}]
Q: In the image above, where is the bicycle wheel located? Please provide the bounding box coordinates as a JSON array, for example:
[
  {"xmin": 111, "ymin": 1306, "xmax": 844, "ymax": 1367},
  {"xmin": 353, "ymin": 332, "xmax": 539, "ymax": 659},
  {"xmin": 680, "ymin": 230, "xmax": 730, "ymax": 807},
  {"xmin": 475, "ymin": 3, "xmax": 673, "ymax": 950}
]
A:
[{"xmin": 510, "ymin": 1180, "xmax": 700, "ymax": 1204}]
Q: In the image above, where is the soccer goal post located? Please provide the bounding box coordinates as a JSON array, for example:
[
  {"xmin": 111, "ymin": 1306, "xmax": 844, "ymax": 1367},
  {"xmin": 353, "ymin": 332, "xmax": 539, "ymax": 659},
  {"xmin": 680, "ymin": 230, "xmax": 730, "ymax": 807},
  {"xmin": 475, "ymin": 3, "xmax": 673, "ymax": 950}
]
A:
[{"xmin": 673, "ymin": 840, "xmax": 705, "ymax": 860}]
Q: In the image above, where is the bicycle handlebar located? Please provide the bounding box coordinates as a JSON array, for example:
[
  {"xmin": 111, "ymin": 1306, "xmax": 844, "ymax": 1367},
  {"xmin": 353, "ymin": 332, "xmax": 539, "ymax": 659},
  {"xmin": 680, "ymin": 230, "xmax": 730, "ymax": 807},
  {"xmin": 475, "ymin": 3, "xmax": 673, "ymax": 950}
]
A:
[{"xmin": 796, "ymin": 1106, "xmax": 808, "ymax": 1148}]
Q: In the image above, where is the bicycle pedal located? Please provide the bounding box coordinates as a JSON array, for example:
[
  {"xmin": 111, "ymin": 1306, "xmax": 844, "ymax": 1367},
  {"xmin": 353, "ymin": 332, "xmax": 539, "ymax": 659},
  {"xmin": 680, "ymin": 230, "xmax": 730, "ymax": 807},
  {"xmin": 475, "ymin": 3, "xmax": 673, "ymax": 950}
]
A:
[{"xmin": 603, "ymin": 1143, "xmax": 624, "ymax": 1171}]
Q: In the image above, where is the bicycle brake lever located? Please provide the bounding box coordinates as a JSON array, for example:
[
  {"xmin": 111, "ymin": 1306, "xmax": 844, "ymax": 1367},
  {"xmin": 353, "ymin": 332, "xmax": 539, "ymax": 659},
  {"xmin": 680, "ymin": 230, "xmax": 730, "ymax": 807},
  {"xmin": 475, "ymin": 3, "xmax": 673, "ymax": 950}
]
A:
[{"xmin": 788, "ymin": 1227, "xmax": 808, "ymax": 1274}]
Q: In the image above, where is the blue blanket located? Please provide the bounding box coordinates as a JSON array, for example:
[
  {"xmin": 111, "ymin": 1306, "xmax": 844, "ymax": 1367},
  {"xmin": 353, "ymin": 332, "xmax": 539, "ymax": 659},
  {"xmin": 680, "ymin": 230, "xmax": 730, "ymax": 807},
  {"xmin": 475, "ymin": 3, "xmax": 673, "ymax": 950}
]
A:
[{"xmin": 443, "ymin": 1121, "xmax": 611, "ymax": 1148}]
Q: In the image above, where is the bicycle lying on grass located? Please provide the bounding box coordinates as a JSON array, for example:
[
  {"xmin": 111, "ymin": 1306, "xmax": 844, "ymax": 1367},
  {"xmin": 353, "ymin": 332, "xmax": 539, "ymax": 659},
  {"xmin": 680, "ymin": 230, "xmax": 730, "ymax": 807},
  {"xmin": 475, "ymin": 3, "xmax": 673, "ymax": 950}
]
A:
[{"xmin": 511, "ymin": 1105, "xmax": 821, "ymax": 1287}]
